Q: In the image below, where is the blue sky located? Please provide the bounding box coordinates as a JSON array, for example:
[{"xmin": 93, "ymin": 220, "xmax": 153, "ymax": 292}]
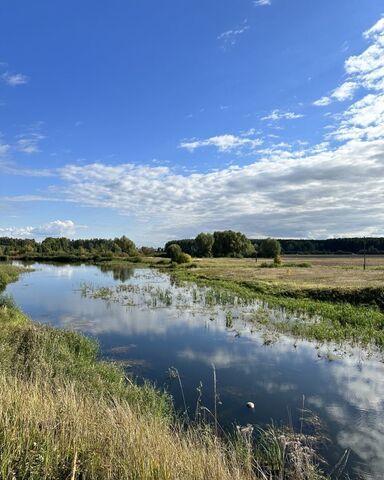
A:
[{"xmin": 1, "ymin": 0, "xmax": 384, "ymax": 245}]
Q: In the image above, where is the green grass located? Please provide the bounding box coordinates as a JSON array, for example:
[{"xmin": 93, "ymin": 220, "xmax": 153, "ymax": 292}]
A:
[
  {"xmin": 172, "ymin": 268, "xmax": 384, "ymax": 347},
  {"xmin": 0, "ymin": 264, "xmax": 27, "ymax": 291}
]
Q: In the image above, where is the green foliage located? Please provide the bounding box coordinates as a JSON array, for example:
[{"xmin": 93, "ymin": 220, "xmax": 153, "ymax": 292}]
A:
[
  {"xmin": 178, "ymin": 253, "xmax": 193, "ymax": 264},
  {"xmin": 259, "ymin": 262, "xmax": 311, "ymax": 269},
  {"xmin": 259, "ymin": 238, "xmax": 281, "ymax": 259},
  {"xmin": 212, "ymin": 231, "xmax": 256, "ymax": 258},
  {"xmin": 167, "ymin": 243, "xmax": 183, "ymax": 262},
  {"xmin": 166, "ymin": 244, "xmax": 193, "ymax": 264},
  {"xmin": 0, "ymin": 265, "xmax": 26, "ymax": 292},
  {"xmin": 195, "ymin": 233, "xmax": 214, "ymax": 257},
  {"xmin": 0, "ymin": 235, "xmax": 138, "ymax": 259},
  {"xmin": 166, "ymin": 231, "xmax": 255, "ymax": 258},
  {"xmin": 273, "ymin": 254, "xmax": 282, "ymax": 265},
  {"xmin": 251, "ymin": 237, "xmax": 384, "ymax": 255},
  {"xmin": 173, "ymin": 268, "xmax": 384, "ymax": 347}
]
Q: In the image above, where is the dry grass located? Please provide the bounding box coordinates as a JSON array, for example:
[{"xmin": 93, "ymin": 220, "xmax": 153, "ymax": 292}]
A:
[
  {"xmin": 189, "ymin": 255, "xmax": 384, "ymax": 289},
  {"xmin": 0, "ymin": 375, "xmax": 258, "ymax": 480},
  {"xmin": 0, "ymin": 299, "xmax": 260, "ymax": 480}
]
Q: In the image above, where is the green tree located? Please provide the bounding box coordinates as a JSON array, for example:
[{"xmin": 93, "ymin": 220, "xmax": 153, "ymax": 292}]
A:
[
  {"xmin": 167, "ymin": 243, "xmax": 183, "ymax": 262},
  {"xmin": 195, "ymin": 233, "xmax": 214, "ymax": 257},
  {"xmin": 212, "ymin": 231, "xmax": 255, "ymax": 258},
  {"xmin": 259, "ymin": 238, "xmax": 281, "ymax": 259},
  {"xmin": 114, "ymin": 236, "xmax": 137, "ymax": 256}
]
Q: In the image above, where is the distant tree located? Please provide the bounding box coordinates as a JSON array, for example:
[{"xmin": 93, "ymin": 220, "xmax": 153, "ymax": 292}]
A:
[
  {"xmin": 167, "ymin": 243, "xmax": 183, "ymax": 262},
  {"xmin": 114, "ymin": 236, "xmax": 137, "ymax": 256},
  {"xmin": 213, "ymin": 230, "xmax": 255, "ymax": 258},
  {"xmin": 259, "ymin": 238, "xmax": 281, "ymax": 259},
  {"xmin": 164, "ymin": 239, "xmax": 195, "ymax": 255},
  {"xmin": 140, "ymin": 246, "xmax": 157, "ymax": 256},
  {"xmin": 195, "ymin": 233, "xmax": 214, "ymax": 257}
]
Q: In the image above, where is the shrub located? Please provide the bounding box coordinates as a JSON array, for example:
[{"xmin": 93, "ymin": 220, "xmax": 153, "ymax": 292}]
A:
[
  {"xmin": 167, "ymin": 244, "xmax": 183, "ymax": 262},
  {"xmin": 177, "ymin": 253, "xmax": 192, "ymax": 264},
  {"xmin": 273, "ymin": 254, "xmax": 282, "ymax": 265}
]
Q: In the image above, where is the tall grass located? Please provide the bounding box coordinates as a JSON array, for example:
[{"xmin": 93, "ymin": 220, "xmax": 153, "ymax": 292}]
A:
[
  {"xmin": 0, "ymin": 375, "xmax": 260, "ymax": 480},
  {"xmin": 0, "ymin": 264, "xmax": 26, "ymax": 291}
]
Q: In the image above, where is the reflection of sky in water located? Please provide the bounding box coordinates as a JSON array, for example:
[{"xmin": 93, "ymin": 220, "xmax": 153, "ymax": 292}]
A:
[{"xmin": 6, "ymin": 263, "xmax": 384, "ymax": 479}]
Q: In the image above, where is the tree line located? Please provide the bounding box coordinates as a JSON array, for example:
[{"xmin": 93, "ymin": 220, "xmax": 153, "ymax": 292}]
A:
[
  {"xmin": 0, "ymin": 236, "xmax": 139, "ymax": 259},
  {"xmin": 165, "ymin": 231, "xmax": 280, "ymax": 259},
  {"xmin": 258, "ymin": 237, "xmax": 384, "ymax": 255},
  {"xmin": 165, "ymin": 234, "xmax": 384, "ymax": 257},
  {"xmin": 1, "ymin": 233, "xmax": 383, "ymax": 260}
]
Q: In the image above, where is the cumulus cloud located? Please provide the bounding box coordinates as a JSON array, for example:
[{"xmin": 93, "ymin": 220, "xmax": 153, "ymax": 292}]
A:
[
  {"xmin": 51, "ymin": 134, "xmax": 384, "ymax": 243},
  {"xmin": 1, "ymin": 71, "xmax": 29, "ymax": 86},
  {"xmin": 314, "ymin": 82, "xmax": 359, "ymax": 106},
  {"xmin": 314, "ymin": 17, "xmax": 384, "ymax": 106},
  {"xmin": 179, "ymin": 133, "xmax": 262, "ymax": 152},
  {"xmin": 261, "ymin": 109, "xmax": 304, "ymax": 121},
  {"xmin": 0, "ymin": 220, "xmax": 86, "ymax": 239}
]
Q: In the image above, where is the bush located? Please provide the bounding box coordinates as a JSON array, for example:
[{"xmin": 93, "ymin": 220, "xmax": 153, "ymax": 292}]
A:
[
  {"xmin": 273, "ymin": 254, "xmax": 282, "ymax": 265},
  {"xmin": 177, "ymin": 253, "xmax": 192, "ymax": 264},
  {"xmin": 167, "ymin": 244, "xmax": 183, "ymax": 262}
]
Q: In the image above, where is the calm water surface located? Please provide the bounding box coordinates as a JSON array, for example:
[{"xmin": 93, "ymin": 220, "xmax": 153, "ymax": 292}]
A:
[{"xmin": 5, "ymin": 262, "xmax": 384, "ymax": 479}]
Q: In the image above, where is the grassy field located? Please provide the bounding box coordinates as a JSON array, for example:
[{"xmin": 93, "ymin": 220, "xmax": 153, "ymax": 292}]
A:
[
  {"xmin": 186, "ymin": 255, "xmax": 384, "ymax": 288},
  {"xmin": 0, "ymin": 264, "xmax": 327, "ymax": 480},
  {"xmin": 171, "ymin": 256, "xmax": 384, "ymax": 347}
]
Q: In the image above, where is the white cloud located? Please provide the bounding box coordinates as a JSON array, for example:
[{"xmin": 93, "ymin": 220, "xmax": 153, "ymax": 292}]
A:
[
  {"xmin": 179, "ymin": 133, "xmax": 262, "ymax": 152},
  {"xmin": 50, "ymin": 134, "xmax": 384, "ymax": 243},
  {"xmin": 313, "ymin": 96, "xmax": 332, "ymax": 107},
  {"xmin": 254, "ymin": 0, "xmax": 271, "ymax": 6},
  {"xmin": 314, "ymin": 17, "xmax": 384, "ymax": 106},
  {"xmin": 363, "ymin": 16, "xmax": 384, "ymax": 39},
  {"xmin": 314, "ymin": 82, "xmax": 359, "ymax": 106},
  {"xmin": 261, "ymin": 109, "xmax": 304, "ymax": 121},
  {"xmin": 15, "ymin": 133, "xmax": 45, "ymax": 154},
  {"xmin": 1, "ymin": 71, "xmax": 29, "ymax": 86},
  {"xmin": 0, "ymin": 220, "xmax": 86, "ymax": 239},
  {"xmin": 0, "ymin": 143, "xmax": 10, "ymax": 157},
  {"xmin": 331, "ymin": 81, "xmax": 359, "ymax": 101},
  {"xmin": 217, "ymin": 21, "xmax": 249, "ymax": 47}
]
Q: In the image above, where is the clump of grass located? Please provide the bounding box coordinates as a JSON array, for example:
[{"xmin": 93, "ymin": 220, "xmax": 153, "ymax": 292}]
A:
[
  {"xmin": 0, "ymin": 264, "xmax": 27, "ymax": 291},
  {"xmin": 259, "ymin": 262, "xmax": 312, "ymax": 269},
  {"xmin": 225, "ymin": 311, "xmax": 234, "ymax": 328}
]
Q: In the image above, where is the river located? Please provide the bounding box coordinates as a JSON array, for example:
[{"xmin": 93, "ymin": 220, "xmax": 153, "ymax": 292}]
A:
[{"xmin": 5, "ymin": 262, "xmax": 384, "ymax": 479}]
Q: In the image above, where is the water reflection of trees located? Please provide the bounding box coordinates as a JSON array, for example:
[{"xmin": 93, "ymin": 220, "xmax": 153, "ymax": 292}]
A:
[{"xmin": 98, "ymin": 265, "xmax": 134, "ymax": 283}]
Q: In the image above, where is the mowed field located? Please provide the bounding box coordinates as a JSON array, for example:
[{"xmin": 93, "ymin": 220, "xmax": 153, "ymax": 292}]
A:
[{"xmin": 189, "ymin": 255, "xmax": 384, "ymax": 289}]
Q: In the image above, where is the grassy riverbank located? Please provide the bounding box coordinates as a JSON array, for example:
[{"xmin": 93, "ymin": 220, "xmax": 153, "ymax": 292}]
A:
[
  {"xmin": 0, "ymin": 264, "xmax": 327, "ymax": 480},
  {"xmin": 171, "ymin": 256, "xmax": 384, "ymax": 347}
]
